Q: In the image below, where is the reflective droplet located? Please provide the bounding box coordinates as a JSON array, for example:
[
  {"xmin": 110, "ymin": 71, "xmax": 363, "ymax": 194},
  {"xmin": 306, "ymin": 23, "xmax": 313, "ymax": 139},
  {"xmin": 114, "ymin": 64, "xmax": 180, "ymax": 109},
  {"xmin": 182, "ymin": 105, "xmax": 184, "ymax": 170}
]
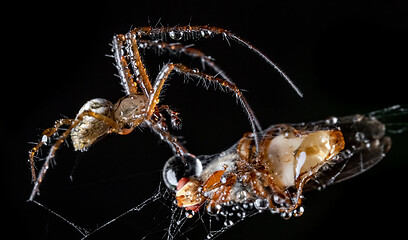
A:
[
  {"xmin": 273, "ymin": 193, "xmax": 285, "ymax": 205},
  {"xmin": 162, "ymin": 153, "xmax": 202, "ymax": 190},
  {"xmin": 185, "ymin": 210, "xmax": 195, "ymax": 218},
  {"xmin": 171, "ymin": 116, "xmax": 182, "ymax": 129},
  {"xmin": 254, "ymin": 198, "xmax": 269, "ymax": 211},
  {"xmin": 341, "ymin": 149, "xmax": 354, "ymax": 159},
  {"xmin": 365, "ymin": 142, "xmax": 371, "ymax": 148},
  {"xmin": 355, "ymin": 132, "xmax": 365, "ymax": 142},
  {"xmin": 169, "ymin": 30, "xmax": 183, "ymax": 40},
  {"xmin": 224, "ymin": 219, "xmax": 234, "ymax": 227},
  {"xmin": 325, "ymin": 116, "xmax": 338, "ymax": 125},
  {"xmin": 237, "ymin": 211, "xmax": 246, "ymax": 219},
  {"xmin": 235, "ymin": 190, "xmax": 247, "ymax": 201},
  {"xmin": 200, "ymin": 30, "xmax": 212, "ymax": 38},
  {"xmin": 232, "ymin": 205, "xmax": 240, "ymax": 211},
  {"xmin": 280, "ymin": 211, "xmax": 292, "ymax": 220},
  {"xmin": 41, "ymin": 135, "xmax": 48, "ymax": 145},
  {"xmin": 220, "ymin": 208, "xmax": 228, "ymax": 216},
  {"xmin": 293, "ymin": 206, "xmax": 305, "ymax": 217}
]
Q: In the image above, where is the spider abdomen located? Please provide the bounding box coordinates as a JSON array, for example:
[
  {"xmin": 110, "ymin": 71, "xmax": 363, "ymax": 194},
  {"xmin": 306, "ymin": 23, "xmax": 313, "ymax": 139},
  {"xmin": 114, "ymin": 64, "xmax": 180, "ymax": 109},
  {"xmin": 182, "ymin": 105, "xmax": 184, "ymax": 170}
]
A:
[{"xmin": 71, "ymin": 98, "xmax": 114, "ymax": 151}]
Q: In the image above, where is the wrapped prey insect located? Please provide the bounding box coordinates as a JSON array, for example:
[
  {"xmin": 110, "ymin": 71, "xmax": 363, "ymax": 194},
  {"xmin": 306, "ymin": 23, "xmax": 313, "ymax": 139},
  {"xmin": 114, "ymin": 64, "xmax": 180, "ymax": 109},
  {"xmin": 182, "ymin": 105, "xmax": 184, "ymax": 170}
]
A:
[{"xmin": 163, "ymin": 106, "xmax": 406, "ymax": 219}]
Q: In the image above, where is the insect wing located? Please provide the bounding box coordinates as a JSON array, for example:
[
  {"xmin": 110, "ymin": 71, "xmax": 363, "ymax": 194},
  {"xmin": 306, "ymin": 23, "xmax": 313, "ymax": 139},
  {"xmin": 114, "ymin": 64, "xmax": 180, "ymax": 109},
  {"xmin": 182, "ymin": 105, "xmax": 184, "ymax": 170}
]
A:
[{"xmin": 291, "ymin": 114, "xmax": 392, "ymax": 191}]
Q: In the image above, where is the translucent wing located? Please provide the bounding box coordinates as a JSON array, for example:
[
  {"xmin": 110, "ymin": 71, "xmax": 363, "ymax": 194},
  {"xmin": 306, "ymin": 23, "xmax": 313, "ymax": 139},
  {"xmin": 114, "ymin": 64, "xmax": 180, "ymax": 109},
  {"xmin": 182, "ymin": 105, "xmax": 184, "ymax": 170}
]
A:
[{"xmin": 290, "ymin": 113, "xmax": 392, "ymax": 191}]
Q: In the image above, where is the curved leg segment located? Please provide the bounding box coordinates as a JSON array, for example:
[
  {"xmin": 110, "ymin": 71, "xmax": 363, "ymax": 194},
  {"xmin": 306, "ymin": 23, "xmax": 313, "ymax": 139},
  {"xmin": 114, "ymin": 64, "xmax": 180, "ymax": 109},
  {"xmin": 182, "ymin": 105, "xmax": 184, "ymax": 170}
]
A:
[
  {"xmin": 131, "ymin": 25, "xmax": 303, "ymax": 97},
  {"xmin": 146, "ymin": 62, "xmax": 261, "ymax": 151}
]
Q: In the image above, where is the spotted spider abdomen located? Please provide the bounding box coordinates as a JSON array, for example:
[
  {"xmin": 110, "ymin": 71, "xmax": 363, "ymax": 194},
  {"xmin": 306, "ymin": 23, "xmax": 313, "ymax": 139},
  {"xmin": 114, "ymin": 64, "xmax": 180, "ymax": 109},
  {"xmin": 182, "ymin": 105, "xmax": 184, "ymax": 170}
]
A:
[{"xmin": 71, "ymin": 98, "xmax": 114, "ymax": 151}]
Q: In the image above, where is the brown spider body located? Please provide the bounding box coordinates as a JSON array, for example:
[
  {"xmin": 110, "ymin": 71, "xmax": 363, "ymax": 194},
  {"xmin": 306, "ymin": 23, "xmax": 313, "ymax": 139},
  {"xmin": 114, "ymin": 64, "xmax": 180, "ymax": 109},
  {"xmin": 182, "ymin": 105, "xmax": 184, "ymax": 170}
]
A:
[
  {"xmin": 70, "ymin": 95, "xmax": 148, "ymax": 151},
  {"xmin": 173, "ymin": 113, "xmax": 391, "ymax": 217}
]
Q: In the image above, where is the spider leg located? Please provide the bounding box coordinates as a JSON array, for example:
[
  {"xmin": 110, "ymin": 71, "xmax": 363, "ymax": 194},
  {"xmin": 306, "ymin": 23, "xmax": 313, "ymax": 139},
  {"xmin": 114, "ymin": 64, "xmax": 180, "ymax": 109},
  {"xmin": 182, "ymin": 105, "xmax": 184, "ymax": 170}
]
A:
[
  {"xmin": 112, "ymin": 34, "xmax": 138, "ymax": 95},
  {"xmin": 136, "ymin": 39, "xmax": 262, "ymax": 132},
  {"xmin": 146, "ymin": 62, "xmax": 261, "ymax": 151},
  {"xmin": 145, "ymin": 118, "xmax": 188, "ymax": 157},
  {"xmin": 132, "ymin": 25, "xmax": 303, "ymax": 97},
  {"xmin": 137, "ymin": 40, "xmax": 232, "ymax": 85},
  {"xmin": 28, "ymin": 111, "xmax": 120, "ymax": 201},
  {"xmin": 157, "ymin": 105, "xmax": 182, "ymax": 129},
  {"xmin": 124, "ymin": 32, "xmax": 152, "ymax": 96},
  {"xmin": 28, "ymin": 119, "xmax": 75, "ymax": 182}
]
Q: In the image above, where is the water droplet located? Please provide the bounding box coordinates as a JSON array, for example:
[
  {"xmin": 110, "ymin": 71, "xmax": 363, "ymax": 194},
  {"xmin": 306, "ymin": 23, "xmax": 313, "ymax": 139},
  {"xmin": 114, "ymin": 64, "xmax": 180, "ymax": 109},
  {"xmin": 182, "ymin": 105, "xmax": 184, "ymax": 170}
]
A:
[
  {"xmin": 207, "ymin": 233, "xmax": 214, "ymax": 239},
  {"xmin": 185, "ymin": 210, "xmax": 195, "ymax": 218},
  {"xmin": 162, "ymin": 153, "xmax": 202, "ymax": 190},
  {"xmin": 325, "ymin": 116, "xmax": 338, "ymax": 125},
  {"xmin": 224, "ymin": 219, "xmax": 234, "ymax": 227},
  {"xmin": 365, "ymin": 142, "xmax": 371, "ymax": 148},
  {"xmin": 236, "ymin": 211, "xmax": 247, "ymax": 219},
  {"xmin": 280, "ymin": 211, "xmax": 292, "ymax": 220},
  {"xmin": 254, "ymin": 198, "xmax": 269, "ymax": 211},
  {"xmin": 41, "ymin": 135, "xmax": 48, "ymax": 145},
  {"xmin": 273, "ymin": 193, "xmax": 286, "ymax": 205},
  {"xmin": 200, "ymin": 30, "xmax": 212, "ymax": 38},
  {"xmin": 169, "ymin": 30, "xmax": 183, "ymax": 40},
  {"xmin": 341, "ymin": 149, "xmax": 354, "ymax": 159},
  {"xmin": 235, "ymin": 190, "xmax": 248, "ymax": 201},
  {"xmin": 232, "ymin": 205, "xmax": 240, "ymax": 211},
  {"xmin": 355, "ymin": 132, "xmax": 365, "ymax": 142},
  {"xmin": 293, "ymin": 206, "xmax": 305, "ymax": 217}
]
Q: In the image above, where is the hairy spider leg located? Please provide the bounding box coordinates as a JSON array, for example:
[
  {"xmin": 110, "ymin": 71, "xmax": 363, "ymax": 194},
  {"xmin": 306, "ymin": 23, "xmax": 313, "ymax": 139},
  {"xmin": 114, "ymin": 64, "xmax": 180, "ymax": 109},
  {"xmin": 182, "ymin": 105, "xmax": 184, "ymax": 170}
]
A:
[
  {"xmin": 131, "ymin": 25, "xmax": 303, "ymax": 97},
  {"xmin": 124, "ymin": 33, "xmax": 152, "ymax": 95},
  {"xmin": 146, "ymin": 62, "xmax": 261, "ymax": 151},
  {"xmin": 136, "ymin": 39, "xmax": 262, "ymax": 132},
  {"xmin": 112, "ymin": 35, "xmax": 138, "ymax": 95},
  {"xmin": 28, "ymin": 119, "xmax": 75, "ymax": 182},
  {"xmin": 145, "ymin": 118, "xmax": 188, "ymax": 157},
  {"xmin": 28, "ymin": 111, "xmax": 121, "ymax": 201}
]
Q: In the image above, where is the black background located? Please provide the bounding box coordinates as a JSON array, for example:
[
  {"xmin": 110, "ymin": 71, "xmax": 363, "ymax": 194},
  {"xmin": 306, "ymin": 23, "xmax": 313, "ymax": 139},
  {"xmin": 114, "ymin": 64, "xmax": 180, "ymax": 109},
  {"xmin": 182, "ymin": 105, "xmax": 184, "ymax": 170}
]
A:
[{"xmin": 4, "ymin": 1, "xmax": 408, "ymax": 239}]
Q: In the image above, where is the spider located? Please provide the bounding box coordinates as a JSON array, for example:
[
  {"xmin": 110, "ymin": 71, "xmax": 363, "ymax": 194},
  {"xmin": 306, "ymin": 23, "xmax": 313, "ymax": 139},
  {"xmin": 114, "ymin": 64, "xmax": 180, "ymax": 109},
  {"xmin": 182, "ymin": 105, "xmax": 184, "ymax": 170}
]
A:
[
  {"xmin": 28, "ymin": 26, "xmax": 302, "ymax": 201},
  {"xmin": 164, "ymin": 106, "xmax": 404, "ymax": 220}
]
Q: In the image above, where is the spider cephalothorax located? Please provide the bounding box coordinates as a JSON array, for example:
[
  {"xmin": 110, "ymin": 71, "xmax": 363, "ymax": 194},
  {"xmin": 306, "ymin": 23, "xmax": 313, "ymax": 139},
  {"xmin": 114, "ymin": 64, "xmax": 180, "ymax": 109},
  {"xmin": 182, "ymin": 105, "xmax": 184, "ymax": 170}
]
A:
[{"xmin": 28, "ymin": 26, "xmax": 301, "ymax": 201}]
